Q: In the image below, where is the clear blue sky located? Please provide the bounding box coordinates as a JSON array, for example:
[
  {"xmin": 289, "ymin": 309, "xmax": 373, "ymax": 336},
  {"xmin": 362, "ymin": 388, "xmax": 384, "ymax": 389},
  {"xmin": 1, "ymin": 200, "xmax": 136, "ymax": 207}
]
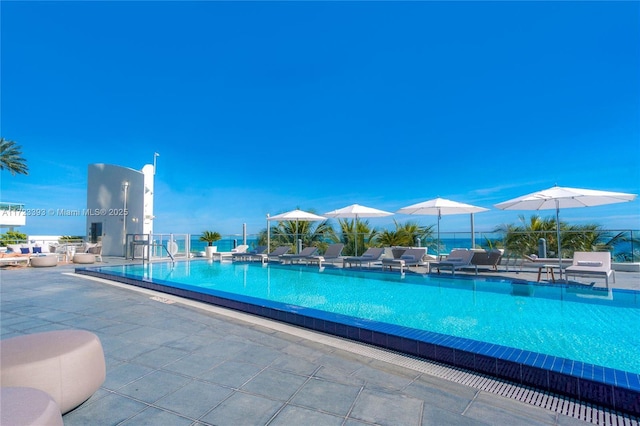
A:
[{"xmin": 2, "ymin": 1, "xmax": 639, "ymax": 237}]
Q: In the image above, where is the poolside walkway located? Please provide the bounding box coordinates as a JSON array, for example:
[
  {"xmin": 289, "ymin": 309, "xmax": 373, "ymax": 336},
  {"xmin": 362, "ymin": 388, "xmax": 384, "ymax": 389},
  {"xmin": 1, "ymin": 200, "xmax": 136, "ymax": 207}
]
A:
[{"xmin": 1, "ymin": 259, "xmax": 638, "ymax": 425}]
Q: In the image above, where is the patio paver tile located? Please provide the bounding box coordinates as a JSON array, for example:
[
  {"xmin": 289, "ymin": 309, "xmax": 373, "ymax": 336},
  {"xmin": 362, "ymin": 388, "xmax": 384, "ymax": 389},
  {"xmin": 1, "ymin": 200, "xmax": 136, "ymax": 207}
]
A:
[
  {"xmin": 117, "ymin": 369, "xmax": 192, "ymax": 403},
  {"xmin": 199, "ymin": 392, "xmax": 283, "ymax": 425},
  {"xmin": 290, "ymin": 377, "xmax": 362, "ymax": 416},
  {"xmin": 154, "ymin": 379, "xmax": 234, "ymax": 419},
  {"xmin": 119, "ymin": 406, "xmax": 194, "ymax": 426},
  {"xmin": 349, "ymin": 388, "xmax": 423, "ymax": 426},
  {"xmin": 269, "ymin": 404, "xmax": 345, "ymax": 426}
]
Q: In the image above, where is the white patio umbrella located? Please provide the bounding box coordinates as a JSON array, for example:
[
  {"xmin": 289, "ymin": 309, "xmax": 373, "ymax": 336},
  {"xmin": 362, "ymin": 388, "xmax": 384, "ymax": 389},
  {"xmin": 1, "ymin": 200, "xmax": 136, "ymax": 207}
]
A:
[
  {"xmin": 397, "ymin": 198, "xmax": 489, "ymax": 256},
  {"xmin": 267, "ymin": 209, "xmax": 326, "ymax": 254},
  {"xmin": 495, "ymin": 186, "xmax": 637, "ymax": 280},
  {"xmin": 323, "ymin": 204, "xmax": 393, "ymax": 256}
]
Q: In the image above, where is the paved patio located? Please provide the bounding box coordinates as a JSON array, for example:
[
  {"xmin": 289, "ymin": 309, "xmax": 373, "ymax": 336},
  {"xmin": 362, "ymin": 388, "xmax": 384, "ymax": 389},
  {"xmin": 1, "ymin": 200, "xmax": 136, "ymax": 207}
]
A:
[{"xmin": 1, "ymin": 259, "xmax": 638, "ymax": 425}]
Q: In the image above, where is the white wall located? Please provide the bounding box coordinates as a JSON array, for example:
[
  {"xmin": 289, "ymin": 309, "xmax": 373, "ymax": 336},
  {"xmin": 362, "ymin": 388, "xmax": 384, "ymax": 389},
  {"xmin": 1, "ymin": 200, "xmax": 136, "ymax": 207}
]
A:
[
  {"xmin": 142, "ymin": 164, "xmax": 155, "ymax": 235},
  {"xmin": 86, "ymin": 164, "xmax": 153, "ymax": 256}
]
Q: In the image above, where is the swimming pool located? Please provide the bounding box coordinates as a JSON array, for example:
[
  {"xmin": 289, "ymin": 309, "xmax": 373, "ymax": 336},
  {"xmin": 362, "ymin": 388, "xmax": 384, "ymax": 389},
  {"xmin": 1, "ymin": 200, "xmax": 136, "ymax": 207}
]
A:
[{"xmin": 78, "ymin": 261, "xmax": 640, "ymax": 415}]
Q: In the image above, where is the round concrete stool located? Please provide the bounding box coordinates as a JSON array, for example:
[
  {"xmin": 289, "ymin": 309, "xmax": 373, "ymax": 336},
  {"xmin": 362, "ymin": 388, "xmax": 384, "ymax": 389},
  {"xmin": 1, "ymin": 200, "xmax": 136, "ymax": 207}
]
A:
[
  {"xmin": 0, "ymin": 387, "xmax": 63, "ymax": 426},
  {"xmin": 0, "ymin": 330, "xmax": 106, "ymax": 414},
  {"xmin": 30, "ymin": 255, "xmax": 58, "ymax": 267},
  {"xmin": 73, "ymin": 253, "xmax": 95, "ymax": 264}
]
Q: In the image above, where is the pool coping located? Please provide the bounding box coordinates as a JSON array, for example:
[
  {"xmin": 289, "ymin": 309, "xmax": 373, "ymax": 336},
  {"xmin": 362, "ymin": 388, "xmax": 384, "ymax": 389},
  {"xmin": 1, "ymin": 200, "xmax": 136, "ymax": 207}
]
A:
[{"xmin": 75, "ymin": 266, "xmax": 640, "ymax": 416}]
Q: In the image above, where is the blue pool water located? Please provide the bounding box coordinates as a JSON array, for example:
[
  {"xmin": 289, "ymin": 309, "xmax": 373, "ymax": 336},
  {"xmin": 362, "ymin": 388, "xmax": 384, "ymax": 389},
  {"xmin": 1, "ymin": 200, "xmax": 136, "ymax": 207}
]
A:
[{"xmin": 95, "ymin": 260, "xmax": 640, "ymax": 375}]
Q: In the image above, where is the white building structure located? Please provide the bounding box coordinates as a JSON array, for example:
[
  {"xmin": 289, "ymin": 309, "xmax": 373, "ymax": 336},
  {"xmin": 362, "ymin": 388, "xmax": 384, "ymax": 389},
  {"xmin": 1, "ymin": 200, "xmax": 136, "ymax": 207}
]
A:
[
  {"xmin": 0, "ymin": 202, "xmax": 26, "ymax": 230},
  {"xmin": 86, "ymin": 163, "xmax": 155, "ymax": 256}
]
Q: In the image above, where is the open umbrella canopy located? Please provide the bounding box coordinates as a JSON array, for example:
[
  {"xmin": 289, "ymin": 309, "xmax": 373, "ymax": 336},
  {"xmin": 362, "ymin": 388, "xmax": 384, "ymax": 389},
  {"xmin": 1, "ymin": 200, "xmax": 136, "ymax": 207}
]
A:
[
  {"xmin": 495, "ymin": 186, "xmax": 637, "ymax": 280},
  {"xmin": 324, "ymin": 204, "xmax": 394, "ymax": 218},
  {"xmin": 397, "ymin": 198, "xmax": 489, "ymax": 254},
  {"xmin": 268, "ymin": 209, "xmax": 326, "ymax": 222},
  {"xmin": 324, "ymin": 204, "xmax": 393, "ymax": 256},
  {"xmin": 494, "ymin": 186, "xmax": 637, "ymax": 211},
  {"xmin": 397, "ymin": 197, "xmax": 489, "ymax": 216}
]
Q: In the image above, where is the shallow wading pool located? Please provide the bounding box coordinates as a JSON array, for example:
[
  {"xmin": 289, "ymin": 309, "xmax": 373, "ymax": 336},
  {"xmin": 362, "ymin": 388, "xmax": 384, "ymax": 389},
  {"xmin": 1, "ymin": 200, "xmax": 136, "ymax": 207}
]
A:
[{"xmin": 77, "ymin": 260, "xmax": 640, "ymax": 415}]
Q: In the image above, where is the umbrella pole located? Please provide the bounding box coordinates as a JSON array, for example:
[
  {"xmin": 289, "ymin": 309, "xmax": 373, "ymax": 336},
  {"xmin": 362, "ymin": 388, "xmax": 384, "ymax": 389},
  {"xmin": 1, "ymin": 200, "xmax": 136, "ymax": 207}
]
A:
[
  {"xmin": 437, "ymin": 210, "xmax": 441, "ymax": 257},
  {"xmin": 470, "ymin": 213, "xmax": 475, "ymax": 249},
  {"xmin": 354, "ymin": 215, "xmax": 358, "ymax": 257},
  {"xmin": 266, "ymin": 214, "xmax": 270, "ymax": 253},
  {"xmin": 556, "ymin": 201, "xmax": 563, "ymax": 280}
]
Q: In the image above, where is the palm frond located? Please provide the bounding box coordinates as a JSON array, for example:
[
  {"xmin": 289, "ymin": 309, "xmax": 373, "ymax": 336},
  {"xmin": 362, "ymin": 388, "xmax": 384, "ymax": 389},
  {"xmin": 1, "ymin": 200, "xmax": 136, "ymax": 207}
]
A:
[{"xmin": 0, "ymin": 138, "xmax": 29, "ymax": 176}]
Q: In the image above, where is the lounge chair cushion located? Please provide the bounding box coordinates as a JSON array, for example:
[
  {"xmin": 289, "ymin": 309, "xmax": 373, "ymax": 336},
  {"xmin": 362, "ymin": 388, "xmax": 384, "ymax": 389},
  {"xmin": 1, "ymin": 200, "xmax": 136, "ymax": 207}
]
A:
[
  {"xmin": 36, "ymin": 244, "xmax": 50, "ymax": 253},
  {"xmin": 576, "ymin": 261, "xmax": 603, "ymax": 267}
]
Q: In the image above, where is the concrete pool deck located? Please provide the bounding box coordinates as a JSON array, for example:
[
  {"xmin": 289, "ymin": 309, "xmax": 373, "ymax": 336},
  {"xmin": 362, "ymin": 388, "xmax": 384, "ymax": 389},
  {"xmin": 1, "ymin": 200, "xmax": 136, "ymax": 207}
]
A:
[{"xmin": 1, "ymin": 258, "xmax": 639, "ymax": 425}]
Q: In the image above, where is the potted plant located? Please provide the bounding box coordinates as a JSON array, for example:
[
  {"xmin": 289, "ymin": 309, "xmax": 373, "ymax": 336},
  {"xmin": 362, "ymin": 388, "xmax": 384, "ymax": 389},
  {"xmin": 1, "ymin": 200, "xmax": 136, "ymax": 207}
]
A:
[{"xmin": 199, "ymin": 231, "xmax": 222, "ymax": 258}]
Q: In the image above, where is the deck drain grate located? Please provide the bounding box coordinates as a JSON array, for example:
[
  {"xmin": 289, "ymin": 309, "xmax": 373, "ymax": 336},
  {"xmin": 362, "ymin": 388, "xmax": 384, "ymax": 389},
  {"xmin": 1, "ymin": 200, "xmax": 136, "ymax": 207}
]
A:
[{"xmin": 342, "ymin": 343, "xmax": 639, "ymax": 426}]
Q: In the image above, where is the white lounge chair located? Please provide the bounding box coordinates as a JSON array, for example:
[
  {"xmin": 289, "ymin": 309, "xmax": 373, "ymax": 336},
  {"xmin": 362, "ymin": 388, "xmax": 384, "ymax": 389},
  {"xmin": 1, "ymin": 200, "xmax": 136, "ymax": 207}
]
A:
[
  {"xmin": 305, "ymin": 243, "xmax": 345, "ymax": 268},
  {"xmin": 565, "ymin": 251, "xmax": 615, "ymax": 286},
  {"xmin": 343, "ymin": 247, "xmax": 385, "ymax": 269},
  {"xmin": 212, "ymin": 244, "xmax": 249, "ymax": 261},
  {"xmin": 381, "ymin": 248, "xmax": 426, "ymax": 274},
  {"xmin": 428, "ymin": 249, "xmax": 477, "ymax": 275},
  {"xmin": 232, "ymin": 246, "xmax": 267, "ymax": 261}
]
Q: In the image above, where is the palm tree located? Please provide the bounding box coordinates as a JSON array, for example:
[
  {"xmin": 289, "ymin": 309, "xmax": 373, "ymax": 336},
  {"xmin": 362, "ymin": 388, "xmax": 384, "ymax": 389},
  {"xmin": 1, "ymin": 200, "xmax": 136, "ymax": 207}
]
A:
[
  {"xmin": 378, "ymin": 220, "xmax": 435, "ymax": 249},
  {"xmin": 0, "ymin": 230, "xmax": 28, "ymax": 246},
  {"xmin": 494, "ymin": 214, "xmax": 559, "ymax": 257},
  {"xmin": 377, "ymin": 228, "xmax": 406, "ymax": 247},
  {"xmin": 561, "ymin": 224, "xmax": 639, "ymax": 260},
  {"xmin": 330, "ymin": 219, "xmax": 380, "ymax": 256},
  {"xmin": 495, "ymin": 215, "xmax": 639, "ymax": 261},
  {"xmin": 397, "ymin": 220, "xmax": 434, "ymax": 248},
  {"xmin": 0, "ymin": 138, "xmax": 28, "ymax": 175},
  {"xmin": 199, "ymin": 231, "xmax": 221, "ymax": 246},
  {"xmin": 259, "ymin": 219, "xmax": 335, "ymax": 253}
]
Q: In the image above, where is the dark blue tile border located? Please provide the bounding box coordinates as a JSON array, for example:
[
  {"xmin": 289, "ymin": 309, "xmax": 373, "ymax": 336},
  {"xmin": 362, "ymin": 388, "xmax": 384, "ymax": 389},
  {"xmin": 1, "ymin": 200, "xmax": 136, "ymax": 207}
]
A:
[{"xmin": 75, "ymin": 267, "xmax": 640, "ymax": 417}]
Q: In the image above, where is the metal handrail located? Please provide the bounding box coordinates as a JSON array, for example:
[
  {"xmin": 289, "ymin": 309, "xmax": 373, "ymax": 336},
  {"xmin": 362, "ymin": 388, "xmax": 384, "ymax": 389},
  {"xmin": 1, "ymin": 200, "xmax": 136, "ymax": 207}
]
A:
[{"xmin": 162, "ymin": 244, "xmax": 175, "ymax": 265}]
